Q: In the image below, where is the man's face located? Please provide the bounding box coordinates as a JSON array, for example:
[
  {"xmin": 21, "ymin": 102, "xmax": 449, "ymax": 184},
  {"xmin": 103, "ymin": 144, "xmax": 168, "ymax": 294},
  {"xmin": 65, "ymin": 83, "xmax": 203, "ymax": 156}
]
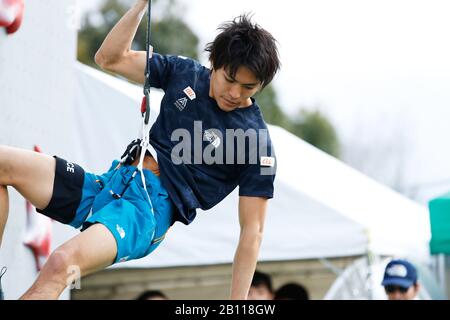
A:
[
  {"xmin": 209, "ymin": 66, "xmax": 262, "ymax": 112},
  {"xmin": 248, "ymin": 284, "xmax": 274, "ymax": 300},
  {"xmin": 385, "ymin": 284, "xmax": 420, "ymax": 300}
]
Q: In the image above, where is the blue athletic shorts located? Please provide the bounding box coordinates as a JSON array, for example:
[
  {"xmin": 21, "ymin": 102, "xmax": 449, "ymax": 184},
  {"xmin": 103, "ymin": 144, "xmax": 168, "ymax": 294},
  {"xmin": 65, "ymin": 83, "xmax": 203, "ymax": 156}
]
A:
[{"xmin": 37, "ymin": 156, "xmax": 174, "ymax": 264}]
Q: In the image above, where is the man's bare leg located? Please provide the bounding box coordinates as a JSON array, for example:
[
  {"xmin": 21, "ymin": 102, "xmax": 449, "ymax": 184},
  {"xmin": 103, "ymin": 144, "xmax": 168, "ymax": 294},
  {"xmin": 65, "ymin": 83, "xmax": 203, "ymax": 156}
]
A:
[
  {"xmin": 20, "ymin": 223, "xmax": 117, "ymax": 300},
  {"xmin": 0, "ymin": 145, "xmax": 56, "ymax": 245},
  {"xmin": 0, "ymin": 145, "xmax": 118, "ymax": 299}
]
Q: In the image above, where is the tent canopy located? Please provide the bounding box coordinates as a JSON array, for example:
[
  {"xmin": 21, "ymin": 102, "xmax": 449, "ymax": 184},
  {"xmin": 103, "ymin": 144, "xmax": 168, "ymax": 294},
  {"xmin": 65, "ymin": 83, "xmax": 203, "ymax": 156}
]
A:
[{"xmin": 429, "ymin": 192, "xmax": 450, "ymax": 254}]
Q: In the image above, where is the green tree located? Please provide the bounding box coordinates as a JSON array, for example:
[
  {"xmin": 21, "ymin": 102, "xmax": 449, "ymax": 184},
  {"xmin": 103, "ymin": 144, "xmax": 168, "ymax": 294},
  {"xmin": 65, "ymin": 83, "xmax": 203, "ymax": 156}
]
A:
[
  {"xmin": 77, "ymin": 0, "xmax": 199, "ymax": 67},
  {"xmin": 289, "ymin": 109, "xmax": 341, "ymax": 157},
  {"xmin": 256, "ymin": 86, "xmax": 340, "ymax": 157},
  {"xmin": 147, "ymin": 17, "xmax": 199, "ymax": 60},
  {"xmin": 255, "ymin": 85, "xmax": 289, "ymax": 128}
]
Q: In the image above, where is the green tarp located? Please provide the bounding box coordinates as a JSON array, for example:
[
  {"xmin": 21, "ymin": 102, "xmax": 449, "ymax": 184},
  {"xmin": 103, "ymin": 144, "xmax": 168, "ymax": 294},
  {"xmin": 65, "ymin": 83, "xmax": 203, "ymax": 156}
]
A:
[{"xmin": 429, "ymin": 192, "xmax": 450, "ymax": 254}]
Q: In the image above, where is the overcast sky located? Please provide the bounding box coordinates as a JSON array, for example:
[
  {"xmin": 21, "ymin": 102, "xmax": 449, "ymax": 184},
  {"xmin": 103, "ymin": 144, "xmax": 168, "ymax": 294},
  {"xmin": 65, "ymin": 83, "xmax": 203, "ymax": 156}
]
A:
[{"xmin": 76, "ymin": 0, "xmax": 450, "ymax": 201}]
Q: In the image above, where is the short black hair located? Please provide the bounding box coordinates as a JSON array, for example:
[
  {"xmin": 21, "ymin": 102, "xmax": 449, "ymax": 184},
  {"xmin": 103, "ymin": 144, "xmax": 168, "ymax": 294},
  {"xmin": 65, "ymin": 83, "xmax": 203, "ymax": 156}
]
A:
[
  {"xmin": 135, "ymin": 290, "xmax": 168, "ymax": 300},
  {"xmin": 251, "ymin": 270, "xmax": 273, "ymax": 292},
  {"xmin": 205, "ymin": 14, "xmax": 280, "ymax": 89},
  {"xmin": 274, "ymin": 283, "xmax": 309, "ymax": 300}
]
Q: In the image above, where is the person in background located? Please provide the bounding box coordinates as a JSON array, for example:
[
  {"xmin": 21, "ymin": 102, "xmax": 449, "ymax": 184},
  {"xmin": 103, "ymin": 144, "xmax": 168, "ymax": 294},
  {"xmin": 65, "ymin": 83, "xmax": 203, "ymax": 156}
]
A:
[
  {"xmin": 136, "ymin": 290, "xmax": 169, "ymax": 300},
  {"xmin": 274, "ymin": 282, "xmax": 309, "ymax": 300},
  {"xmin": 381, "ymin": 259, "xmax": 420, "ymax": 300},
  {"xmin": 248, "ymin": 270, "xmax": 274, "ymax": 300}
]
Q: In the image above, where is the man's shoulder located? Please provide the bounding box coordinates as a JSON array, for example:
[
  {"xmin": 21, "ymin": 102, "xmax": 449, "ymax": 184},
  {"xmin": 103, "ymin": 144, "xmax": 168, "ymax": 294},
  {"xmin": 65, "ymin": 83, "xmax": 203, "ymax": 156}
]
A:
[
  {"xmin": 167, "ymin": 54, "xmax": 207, "ymax": 73},
  {"xmin": 153, "ymin": 53, "xmax": 206, "ymax": 71},
  {"xmin": 246, "ymin": 101, "xmax": 270, "ymax": 129}
]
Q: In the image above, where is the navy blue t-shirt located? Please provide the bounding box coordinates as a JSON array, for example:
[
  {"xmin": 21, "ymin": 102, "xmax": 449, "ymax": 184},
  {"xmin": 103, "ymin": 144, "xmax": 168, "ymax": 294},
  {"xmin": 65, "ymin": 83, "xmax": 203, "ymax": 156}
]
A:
[{"xmin": 148, "ymin": 53, "xmax": 276, "ymax": 225}]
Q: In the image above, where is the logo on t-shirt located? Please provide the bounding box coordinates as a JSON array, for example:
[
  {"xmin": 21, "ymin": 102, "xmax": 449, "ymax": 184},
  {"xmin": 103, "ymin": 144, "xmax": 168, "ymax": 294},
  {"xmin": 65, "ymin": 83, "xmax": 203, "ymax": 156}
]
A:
[
  {"xmin": 260, "ymin": 157, "xmax": 275, "ymax": 167},
  {"xmin": 204, "ymin": 129, "xmax": 221, "ymax": 148},
  {"xmin": 174, "ymin": 97, "xmax": 188, "ymax": 111},
  {"xmin": 183, "ymin": 86, "xmax": 196, "ymax": 100}
]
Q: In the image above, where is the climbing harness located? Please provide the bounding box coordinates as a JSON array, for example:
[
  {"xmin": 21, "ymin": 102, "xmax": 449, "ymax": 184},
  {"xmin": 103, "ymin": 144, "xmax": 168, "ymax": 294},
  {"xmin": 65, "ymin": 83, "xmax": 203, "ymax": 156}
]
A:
[
  {"xmin": 117, "ymin": 0, "xmax": 154, "ymax": 207},
  {"xmin": 113, "ymin": 1, "xmax": 169, "ymax": 246}
]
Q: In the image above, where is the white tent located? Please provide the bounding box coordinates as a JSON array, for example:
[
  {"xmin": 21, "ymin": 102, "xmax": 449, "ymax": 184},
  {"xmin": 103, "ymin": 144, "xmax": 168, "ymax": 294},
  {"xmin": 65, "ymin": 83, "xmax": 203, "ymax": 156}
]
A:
[{"xmin": 75, "ymin": 62, "xmax": 431, "ymax": 270}]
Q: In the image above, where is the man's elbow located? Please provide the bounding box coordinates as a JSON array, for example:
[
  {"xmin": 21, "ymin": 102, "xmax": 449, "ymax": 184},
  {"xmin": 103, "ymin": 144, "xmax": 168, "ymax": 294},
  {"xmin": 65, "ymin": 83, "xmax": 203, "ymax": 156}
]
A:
[
  {"xmin": 240, "ymin": 228, "xmax": 264, "ymax": 247},
  {"xmin": 94, "ymin": 50, "xmax": 120, "ymax": 71},
  {"xmin": 94, "ymin": 50, "xmax": 110, "ymax": 70}
]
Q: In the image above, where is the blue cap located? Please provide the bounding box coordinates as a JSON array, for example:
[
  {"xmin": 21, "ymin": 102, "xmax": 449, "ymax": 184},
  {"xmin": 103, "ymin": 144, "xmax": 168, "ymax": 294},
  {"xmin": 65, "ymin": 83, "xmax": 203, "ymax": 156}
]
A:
[{"xmin": 381, "ymin": 259, "xmax": 418, "ymax": 288}]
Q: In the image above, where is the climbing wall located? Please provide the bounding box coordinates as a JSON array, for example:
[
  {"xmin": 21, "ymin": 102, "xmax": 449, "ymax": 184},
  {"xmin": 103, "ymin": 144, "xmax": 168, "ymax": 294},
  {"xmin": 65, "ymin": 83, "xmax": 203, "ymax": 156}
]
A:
[{"xmin": 0, "ymin": 0, "xmax": 78, "ymax": 299}]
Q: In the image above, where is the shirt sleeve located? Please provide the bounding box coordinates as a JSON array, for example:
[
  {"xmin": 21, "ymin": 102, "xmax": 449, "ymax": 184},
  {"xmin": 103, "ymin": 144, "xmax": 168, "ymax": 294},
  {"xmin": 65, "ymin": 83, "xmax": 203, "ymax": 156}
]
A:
[
  {"xmin": 238, "ymin": 162, "xmax": 276, "ymax": 199},
  {"xmin": 149, "ymin": 53, "xmax": 180, "ymax": 91},
  {"xmin": 238, "ymin": 144, "xmax": 277, "ymax": 199}
]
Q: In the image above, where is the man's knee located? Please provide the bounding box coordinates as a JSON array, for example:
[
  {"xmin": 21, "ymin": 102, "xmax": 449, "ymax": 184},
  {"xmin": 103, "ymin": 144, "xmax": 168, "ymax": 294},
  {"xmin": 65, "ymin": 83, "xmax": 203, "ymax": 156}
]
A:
[
  {"xmin": 0, "ymin": 145, "xmax": 16, "ymax": 185},
  {"xmin": 45, "ymin": 246, "xmax": 81, "ymax": 281}
]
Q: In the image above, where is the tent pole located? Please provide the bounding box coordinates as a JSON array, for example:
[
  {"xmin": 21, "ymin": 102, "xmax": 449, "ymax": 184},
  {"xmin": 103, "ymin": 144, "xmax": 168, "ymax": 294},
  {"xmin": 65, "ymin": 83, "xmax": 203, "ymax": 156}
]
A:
[{"xmin": 437, "ymin": 254, "xmax": 447, "ymax": 296}]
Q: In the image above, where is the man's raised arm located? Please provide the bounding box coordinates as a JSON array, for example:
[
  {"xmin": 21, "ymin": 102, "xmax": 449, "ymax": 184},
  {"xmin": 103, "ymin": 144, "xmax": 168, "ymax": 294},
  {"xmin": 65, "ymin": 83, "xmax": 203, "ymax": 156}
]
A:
[{"xmin": 94, "ymin": 0, "xmax": 149, "ymax": 84}]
